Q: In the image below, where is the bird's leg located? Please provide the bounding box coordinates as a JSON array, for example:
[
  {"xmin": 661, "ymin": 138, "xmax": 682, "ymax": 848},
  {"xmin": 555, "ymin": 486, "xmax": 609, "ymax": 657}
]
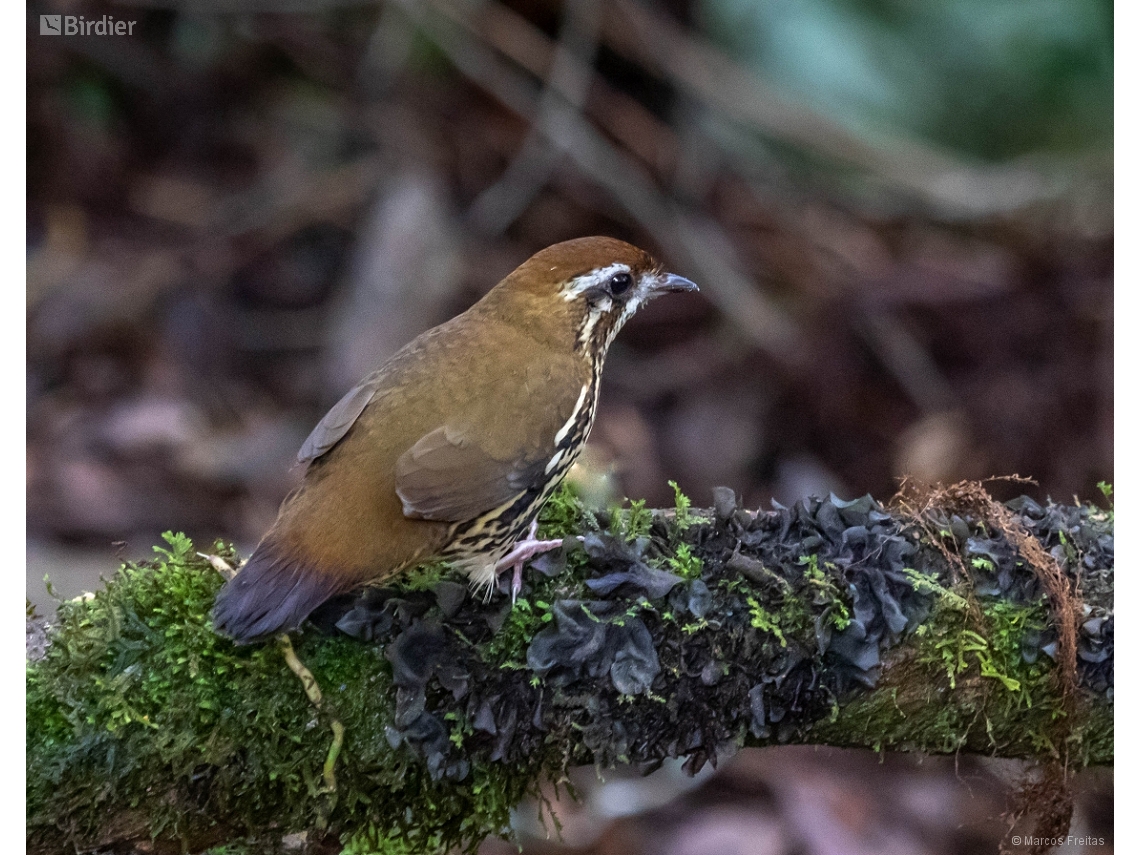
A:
[{"xmin": 495, "ymin": 519, "xmax": 564, "ymax": 602}]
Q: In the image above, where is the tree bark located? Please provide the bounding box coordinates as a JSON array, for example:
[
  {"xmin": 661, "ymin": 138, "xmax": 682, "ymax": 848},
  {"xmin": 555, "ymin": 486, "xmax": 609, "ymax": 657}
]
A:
[{"xmin": 26, "ymin": 486, "xmax": 1113, "ymax": 854}]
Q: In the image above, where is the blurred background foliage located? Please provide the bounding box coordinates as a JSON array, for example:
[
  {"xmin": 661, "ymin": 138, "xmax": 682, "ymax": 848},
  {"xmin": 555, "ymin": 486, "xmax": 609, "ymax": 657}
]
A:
[
  {"xmin": 703, "ymin": 0, "xmax": 1113, "ymax": 159},
  {"xmin": 26, "ymin": 0, "xmax": 1112, "ymax": 851}
]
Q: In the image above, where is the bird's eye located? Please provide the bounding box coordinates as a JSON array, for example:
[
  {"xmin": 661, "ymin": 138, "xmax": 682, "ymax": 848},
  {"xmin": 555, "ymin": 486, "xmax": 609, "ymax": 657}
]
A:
[{"xmin": 609, "ymin": 272, "xmax": 633, "ymax": 296}]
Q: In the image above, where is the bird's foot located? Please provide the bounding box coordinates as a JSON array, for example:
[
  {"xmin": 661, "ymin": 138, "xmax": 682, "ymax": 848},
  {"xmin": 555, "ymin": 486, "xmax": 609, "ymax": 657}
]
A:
[{"xmin": 495, "ymin": 520, "xmax": 564, "ymax": 603}]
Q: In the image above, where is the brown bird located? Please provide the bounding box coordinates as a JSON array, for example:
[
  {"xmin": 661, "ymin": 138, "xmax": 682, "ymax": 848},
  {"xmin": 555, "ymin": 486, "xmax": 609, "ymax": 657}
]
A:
[{"xmin": 213, "ymin": 236, "xmax": 698, "ymax": 642}]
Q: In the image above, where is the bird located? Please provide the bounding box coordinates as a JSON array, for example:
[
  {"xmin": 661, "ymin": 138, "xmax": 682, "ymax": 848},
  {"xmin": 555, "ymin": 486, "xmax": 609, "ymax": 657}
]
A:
[{"xmin": 213, "ymin": 236, "xmax": 698, "ymax": 642}]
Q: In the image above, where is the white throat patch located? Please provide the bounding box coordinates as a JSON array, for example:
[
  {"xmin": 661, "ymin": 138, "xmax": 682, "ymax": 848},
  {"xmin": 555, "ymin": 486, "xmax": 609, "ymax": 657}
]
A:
[{"xmin": 563, "ymin": 262, "xmax": 652, "ymax": 354}]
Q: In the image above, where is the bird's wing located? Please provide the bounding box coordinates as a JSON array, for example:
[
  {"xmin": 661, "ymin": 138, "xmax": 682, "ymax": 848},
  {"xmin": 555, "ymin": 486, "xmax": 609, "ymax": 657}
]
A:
[
  {"xmin": 393, "ymin": 424, "xmax": 547, "ymax": 522},
  {"xmin": 296, "ymin": 374, "xmax": 382, "ymax": 464},
  {"xmin": 295, "ymin": 319, "xmax": 457, "ymax": 465}
]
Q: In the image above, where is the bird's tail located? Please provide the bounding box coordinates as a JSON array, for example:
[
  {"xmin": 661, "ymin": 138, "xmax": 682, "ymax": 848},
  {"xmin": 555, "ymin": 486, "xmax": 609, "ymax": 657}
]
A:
[{"xmin": 212, "ymin": 540, "xmax": 351, "ymax": 643}]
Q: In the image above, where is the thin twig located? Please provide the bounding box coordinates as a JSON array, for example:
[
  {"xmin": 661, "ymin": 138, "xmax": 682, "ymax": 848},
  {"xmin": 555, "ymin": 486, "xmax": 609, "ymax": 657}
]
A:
[
  {"xmin": 859, "ymin": 310, "xmax": 956, "ymax": 414},
  {"xmin": 605, "ymin": 0, "xmax": 1062, "ymax": 219},
  {"xmin": 398, "ymin": 0, "xmax": 803, "ymax": 360},
  {"xmin": 467, "ymin": 0, "xmax": 604, "ymax": 234},
  {"xmin": 277, "ymin": 634, "xmax": 345, "ymax": 795}
]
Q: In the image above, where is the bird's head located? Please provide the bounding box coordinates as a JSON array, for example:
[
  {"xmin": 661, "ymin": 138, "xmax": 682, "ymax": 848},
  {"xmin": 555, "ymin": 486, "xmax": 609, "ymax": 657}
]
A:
[{"xmin": 486, "ymin": 236, "xmax": 698, "ymax": 356}]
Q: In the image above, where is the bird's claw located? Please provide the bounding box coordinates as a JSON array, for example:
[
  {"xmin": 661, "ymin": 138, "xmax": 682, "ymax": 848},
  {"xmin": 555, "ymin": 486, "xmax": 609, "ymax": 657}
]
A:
[{"xmin": 495, "ymin": 519, "xmax": 563, "ymax": 604}]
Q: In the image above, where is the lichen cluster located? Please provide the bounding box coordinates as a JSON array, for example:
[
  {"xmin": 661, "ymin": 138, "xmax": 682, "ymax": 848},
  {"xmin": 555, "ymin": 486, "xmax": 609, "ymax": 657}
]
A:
[
  {"xmin": 810, "ymin": 492, "xmax": 1113, "ymax": 765},
  {"xmin": 26, "ymin": 486, "xmax": 1113, "ymax": 854}
]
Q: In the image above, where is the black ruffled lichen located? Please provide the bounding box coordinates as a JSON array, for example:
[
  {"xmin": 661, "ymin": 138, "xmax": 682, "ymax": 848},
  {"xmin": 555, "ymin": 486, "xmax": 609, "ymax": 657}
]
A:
[{"xmin": 26, "ymin": 487, "xmax": 1113, "ymax": 854}]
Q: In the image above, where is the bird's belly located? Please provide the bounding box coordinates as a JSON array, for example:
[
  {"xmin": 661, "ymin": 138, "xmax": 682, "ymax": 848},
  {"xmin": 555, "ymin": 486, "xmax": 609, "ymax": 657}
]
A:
[
  {"xmin": 440, "ymin": 375, "xmax": 597, "ymax": 579},
  {"xmin": 440, "ymin": 449, "xmax": 574, "ymax": 564}
]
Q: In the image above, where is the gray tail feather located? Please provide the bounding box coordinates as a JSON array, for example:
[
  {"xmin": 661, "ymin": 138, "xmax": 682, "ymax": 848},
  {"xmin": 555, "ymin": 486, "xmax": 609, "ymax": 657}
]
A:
[{"xmin": 212, "ymin": 542, "xmax": 346, "ymax": 643}]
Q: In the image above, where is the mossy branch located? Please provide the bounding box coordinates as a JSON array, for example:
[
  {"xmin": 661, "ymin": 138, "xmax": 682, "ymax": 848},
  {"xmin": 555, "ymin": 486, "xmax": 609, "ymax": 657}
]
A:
[{"xmin": 26, "ymin": 486, "xmax": 1113, "ymax": 854}]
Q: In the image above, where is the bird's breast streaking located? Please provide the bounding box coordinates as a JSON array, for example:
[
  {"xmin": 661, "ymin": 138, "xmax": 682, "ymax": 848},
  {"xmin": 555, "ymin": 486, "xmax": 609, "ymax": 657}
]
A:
[{"xmin": 213, "ymin": 236, "xmax": 698, "ymax": 642}]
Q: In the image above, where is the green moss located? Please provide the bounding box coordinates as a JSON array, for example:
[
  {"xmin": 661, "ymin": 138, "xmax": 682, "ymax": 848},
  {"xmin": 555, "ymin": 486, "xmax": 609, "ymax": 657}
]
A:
[
  {"xmin": 623, "ymin": 498, "xmax": 653, "ymax": 540},
  {"xmin": 1072, "ymin": 702, "xmax": 1114, "ymax": 767},
  {"xmin": 907, "ymin": 571, "xmax": 1051, "ymax": 711},
  {"xmin": 978, "ymin": 600, "xmax": 1051, "ymax": 703},
  {"xmin": 812, "ymin": 675, "xmax": 976, "ymax": 756},
  {"xmin": 667, "ymin": 480, "xmax": 694, "ymax": 529},
  {"xmin": 398, "ymin": 560, "xmax": 453, "ymax": 592},
  {"xmin": 342, "ymin": 828, "xmax": 446, "ymax": 855},
  {"xmin": 26, "ymin": 533, "xmax": 557, "ymax": 854},
  {"xmin": 664, "ymin": 542, "xmax": 702, "ymax": 580},
  {"xmin": 745, "ymin": 596, "xmax": 787, "ymax": 647},
  {"xmin": 29, "ymin": 534, "xmax": 328, "ymax": 844},
  {"xmin": 798, "ymin": 554, "xmax": 851, "ymax": 630},
  {"xmin": 812, "ymin": 576, "xmax": 1084, "ymax": 761},
  {"xmin": 1096, "ymin": 481, "xmax": 1113, "ymax": 525},
  {"xmin": 204, "ymin": 844, "xmax": 263, "ymax": 855},
  {"xmin": 536, "ymin": 482, "xmax": 585, "ymax": 539},
  {"xmin": 480, "ymin": 597, "xmax": 547, "ymax": 667},
  {"xmin": 606, "ymin": 497, "xmax": 653, "ymax": 541}
]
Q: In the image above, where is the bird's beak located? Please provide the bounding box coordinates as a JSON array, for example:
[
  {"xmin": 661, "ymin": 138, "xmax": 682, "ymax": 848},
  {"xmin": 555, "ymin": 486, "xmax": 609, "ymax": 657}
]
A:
[{"xmin": 650, "ymin": 272, "xmax": 699, "ymax": 294}]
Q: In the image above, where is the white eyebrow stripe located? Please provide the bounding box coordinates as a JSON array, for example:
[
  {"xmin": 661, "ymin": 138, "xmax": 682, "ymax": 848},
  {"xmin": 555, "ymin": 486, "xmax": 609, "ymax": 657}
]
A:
[{"xmin": 562, "ymin": 262, "xmax": 629, "ymax": 301}]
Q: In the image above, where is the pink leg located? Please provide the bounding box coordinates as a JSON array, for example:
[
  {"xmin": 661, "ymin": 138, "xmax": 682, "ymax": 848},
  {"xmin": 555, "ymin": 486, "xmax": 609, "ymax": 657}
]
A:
[{"xmin": 495, "ymin": 520, "xmax": 564, "ymax": 602}]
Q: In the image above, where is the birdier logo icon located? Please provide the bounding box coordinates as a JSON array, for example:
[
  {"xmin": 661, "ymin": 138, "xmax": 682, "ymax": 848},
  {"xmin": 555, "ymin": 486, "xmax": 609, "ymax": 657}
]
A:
[{"xmin": 39, "ymin": 15, "xmax": 136, "ymax": 35}]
